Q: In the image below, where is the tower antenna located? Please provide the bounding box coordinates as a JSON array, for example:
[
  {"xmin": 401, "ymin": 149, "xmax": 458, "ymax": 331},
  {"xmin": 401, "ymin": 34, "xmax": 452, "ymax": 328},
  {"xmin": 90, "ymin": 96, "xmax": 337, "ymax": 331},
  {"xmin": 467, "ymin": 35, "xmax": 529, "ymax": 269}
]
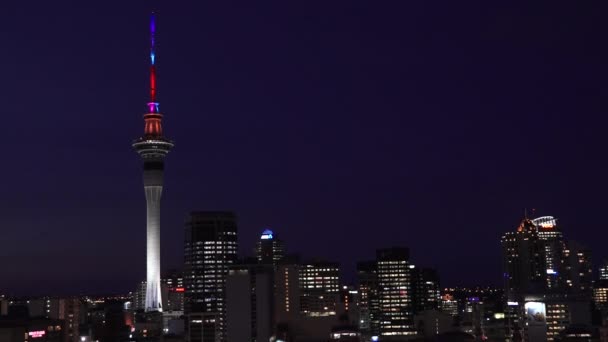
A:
[{"xmin": 149, "ymin": 12, "xmax": 158, "ymax": 113}]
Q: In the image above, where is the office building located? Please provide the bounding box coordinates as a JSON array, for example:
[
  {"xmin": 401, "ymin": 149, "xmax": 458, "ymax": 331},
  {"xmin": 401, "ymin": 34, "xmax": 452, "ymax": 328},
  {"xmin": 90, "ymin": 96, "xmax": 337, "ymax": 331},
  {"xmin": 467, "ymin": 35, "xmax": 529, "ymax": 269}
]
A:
[
  {"xmin": 532, "ymin": 216, "xmax": 565, "ymax": 290},
  {"xmin": 184, "ymin": 211, "xmax": 238, "ymax": 342},
  {"xmin": 162, "ymin": 271, "xmax": 185, "ymax": 312},
  {"xmin": 563, "ymin": 241, "xmax": 593, "ymax": 296},
  {"xmin": 356, "ymin": 261, "xmax": 379, "ymax": 338},
  {"xmin": 225, "ymin": 262, "xmax": 274, "ymax": 342},
  {"xmin": 502, "ymin": 217, "xmax": 545, "ymax": 301},
  {"xmin": 255, "ymin": 229, "xmax": 285, "ymax": 265},
  {"xmin": 594, "ymin": 281, "xmax": 608, "ymax": 310},
  {"xmin": 274, "ymin": 256, "xmax": 301, "ymax": 325},
  {"xmin": 132, "ymin": 281, "xmax": 147, "ymax": 311},
  {"xmin": 132, "ymin": 13, "xmax": 174, "ymax": 313},
  {"xmin": 600, "ymin": 261, "xmax": 608, "ymax": 281},
  {"xmin": 414, "ymin": 310, "xmax": 454, "ymax": 338},
  {"xmin": 411, "ymin": 266, "xmax": 441, "ymax": 314},
  {"xmin": 299, "ymin": 260, "xmax": 340, "ymax": 317},
  {"xmin": 376, "ymin": 247, "xmax": 416, "ymax": 338}
]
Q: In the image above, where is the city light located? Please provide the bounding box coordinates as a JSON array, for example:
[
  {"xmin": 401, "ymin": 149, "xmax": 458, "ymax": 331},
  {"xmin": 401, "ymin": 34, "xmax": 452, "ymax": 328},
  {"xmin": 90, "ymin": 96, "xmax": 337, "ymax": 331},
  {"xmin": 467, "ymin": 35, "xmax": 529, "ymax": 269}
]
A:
[{"xmin": 28, "ymin": 331, "xmax": 46, "ymax": 338}]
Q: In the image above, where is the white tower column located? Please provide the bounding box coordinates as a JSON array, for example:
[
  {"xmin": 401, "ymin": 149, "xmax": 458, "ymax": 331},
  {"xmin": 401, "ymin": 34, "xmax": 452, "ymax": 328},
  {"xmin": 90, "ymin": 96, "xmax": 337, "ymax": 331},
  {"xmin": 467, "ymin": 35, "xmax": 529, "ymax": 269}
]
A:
[{"xmin": 145, "ymin": 185, "xmax": 163, "ymax": 311}]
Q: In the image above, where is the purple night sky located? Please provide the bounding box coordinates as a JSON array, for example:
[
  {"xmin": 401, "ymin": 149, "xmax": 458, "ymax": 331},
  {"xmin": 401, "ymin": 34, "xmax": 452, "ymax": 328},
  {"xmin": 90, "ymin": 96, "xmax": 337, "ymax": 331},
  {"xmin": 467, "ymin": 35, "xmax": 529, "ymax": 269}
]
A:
[{"xmin": 1, "ymin": 2, "xmax": 608, "ymax": 295}]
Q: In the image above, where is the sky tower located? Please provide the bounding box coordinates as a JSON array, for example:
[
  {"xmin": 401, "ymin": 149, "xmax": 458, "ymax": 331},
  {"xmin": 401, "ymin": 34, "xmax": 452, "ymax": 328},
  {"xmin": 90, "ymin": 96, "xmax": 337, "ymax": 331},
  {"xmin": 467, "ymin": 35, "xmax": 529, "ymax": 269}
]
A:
[{"xmin": 133, "ymin": 12, "xmax": 174, "ymax": 312}]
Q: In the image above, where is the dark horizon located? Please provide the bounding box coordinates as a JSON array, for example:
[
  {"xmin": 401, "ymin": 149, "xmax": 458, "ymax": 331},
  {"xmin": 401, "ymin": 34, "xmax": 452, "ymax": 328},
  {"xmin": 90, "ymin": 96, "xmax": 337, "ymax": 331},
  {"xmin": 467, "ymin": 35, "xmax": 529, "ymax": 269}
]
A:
[{"xmin": 2, "ymin": 2, "xmax": 608, "ymax": 296}]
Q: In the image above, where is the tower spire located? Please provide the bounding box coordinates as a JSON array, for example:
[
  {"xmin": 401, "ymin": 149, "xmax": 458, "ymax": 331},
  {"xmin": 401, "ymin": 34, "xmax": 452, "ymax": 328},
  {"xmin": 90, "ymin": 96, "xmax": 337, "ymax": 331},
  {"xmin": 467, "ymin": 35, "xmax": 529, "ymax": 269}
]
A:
[{"xmin": 149, "ymin": 12, "xmax": 157, "ymax": 109}]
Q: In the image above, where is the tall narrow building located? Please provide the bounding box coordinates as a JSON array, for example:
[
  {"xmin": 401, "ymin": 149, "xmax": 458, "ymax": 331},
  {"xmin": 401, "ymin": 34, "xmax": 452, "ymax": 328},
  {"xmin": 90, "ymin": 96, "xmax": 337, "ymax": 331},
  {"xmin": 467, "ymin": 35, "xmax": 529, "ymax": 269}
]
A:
[
  {"xmin": 184, "ymin": 211, "xmax": 238, "ymax": 342},
  {"xmin": 531, "ymin": 216, "xmax": 565, "ymax": 290},
  {"xmin": 376, "ymin": 247, "xmax": 416, "ymax": 338},
  {"xmin": 357, "ymin": 261, "xmax": 379, "ymax": 338},
  {"xmin": 133, "ymin": 13, "xmax": 174, "ymax": 313}
]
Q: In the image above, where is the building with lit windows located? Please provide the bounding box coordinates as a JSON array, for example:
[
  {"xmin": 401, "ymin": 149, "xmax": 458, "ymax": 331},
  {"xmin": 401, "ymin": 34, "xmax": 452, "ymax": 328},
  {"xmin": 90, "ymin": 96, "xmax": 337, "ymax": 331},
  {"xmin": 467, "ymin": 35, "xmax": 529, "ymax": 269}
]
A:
[
  {"xmin": 184, "ymin": 211, "xmax": 238, "ymax": 342},
  {"xmin": 356, "ymin": 261, "xmax": 379, "ymax": 338},
  {"xmin": 502, "ymin": 215, "xmax": 593, "ymax": 342},
  {"xmin": 594, "ymin": 280, "xmax": 608, "ymax": 321},
  {"xmin": 255, "ymin": 229, "xmax": 285, "ymax": 265},
  {"xmin": 376, "ymin": 247, "xmax": 416, "ymax": 338},
  {"xmin": 502, "ymin": 217, "xmax": 545, "ymax": 301},
  {"xmin": 440, "ymin": 294, "xmax": 459, "ymax": 317},
  {"xmin": 600, "ymin": 261, "xmax": 608, "ymax": 281},
  {"xmin": 532, "ymin": 216, "xmax": 565, "ymax": 290},
  {"xmin": 161, "ymin": 270, "xmax": 185, "ymax": 312},
  {"xmin": 272, "ymin": 256, "xmax": 350, "ymax": 341},
  {"xmin": 299, "ymin": 261, "xmax": 340, "ymax": 317},
  {"xmin": 563, "ymin": 241, "xmax": 593, "ymax": 297},
  {"xmin": 24, "ymin": 298, "xmax": 81, "ymax": 342},
  {"xmin": 411, "ymin": 267, "xmax": 441, "ymax": 314},
  {"xmin": 275, "ymin": 256, "xmax": 301, "ymax": 325}
]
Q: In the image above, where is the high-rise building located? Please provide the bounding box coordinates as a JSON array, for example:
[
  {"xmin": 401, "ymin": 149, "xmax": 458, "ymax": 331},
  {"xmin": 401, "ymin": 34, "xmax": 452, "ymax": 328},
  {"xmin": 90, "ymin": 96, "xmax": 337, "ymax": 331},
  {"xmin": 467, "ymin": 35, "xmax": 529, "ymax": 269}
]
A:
[
  {"xmin": 274, "ymin": 256, "xmax": 301, "ymax": 325},
  {"xmin": 376, "ymin": 247, "xmax": 416, "ymax": 338},
  {"xmin": 132, "ymin": 13, "xmax": 174, "ymax": 313},
  {"xmin": 502, "ymin": 218, "xmax": 546, "ymax": 301},
  {"xmin": 563, "ymin": 241, "xmax": 593, "ymax": 296},
  {"xmin": 501, "ymin": 215, "xmax": 593, "ymax": 341},
  {"xmin": 184, "ymin": 211, "xmax": 238, "ymax": 342},
  {"xmin": 356, "ymin": 261, "xmax": 379, "ymax": 338},
  {"xmin": 299, "ymin": 261, "xmax": 340, "ymax": 317},
  {"xmin": 225, "ymin": 262, "xmax": 274, "ymax": 342},
  {"xmin": 255, "ymin": 229, "xmax": 285, "ymax": 265},
  {"xmin": 411, "ymin": 266, "xmax": 441, "ymax": 314},
  {"xmin": 532, "ymin": 216, "xmax": 565, "ymax": 290}
]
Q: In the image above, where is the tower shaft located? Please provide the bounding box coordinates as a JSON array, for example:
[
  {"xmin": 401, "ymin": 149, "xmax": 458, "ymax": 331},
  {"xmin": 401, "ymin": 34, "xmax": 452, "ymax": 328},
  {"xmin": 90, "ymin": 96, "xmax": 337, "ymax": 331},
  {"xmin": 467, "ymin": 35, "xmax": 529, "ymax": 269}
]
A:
[{"xmin": 145, "ymin": 184, "xmax": 163, "ymax": 311}]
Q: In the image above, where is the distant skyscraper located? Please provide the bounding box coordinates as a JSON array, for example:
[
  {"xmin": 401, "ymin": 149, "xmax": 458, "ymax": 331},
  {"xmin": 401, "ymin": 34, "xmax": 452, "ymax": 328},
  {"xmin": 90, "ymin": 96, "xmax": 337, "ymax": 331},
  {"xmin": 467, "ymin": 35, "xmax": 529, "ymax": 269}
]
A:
[
  {"xmin": 132, "ymin": 13, "xmax": 174, "ymax": 313},
  {"xmin": 376, "ymin": 247, "xmax": 416, "ymax": 338},
  {"xmin": 299, "ymin": 260, "xmax": 340, "ymax": 317},
  {"xmin": 255, "ymin": 229, "xmax": 285, "ymax": 265},
  {"xmin": 184, "ymin": 211, "xmax": 238, "ymax": 342}
]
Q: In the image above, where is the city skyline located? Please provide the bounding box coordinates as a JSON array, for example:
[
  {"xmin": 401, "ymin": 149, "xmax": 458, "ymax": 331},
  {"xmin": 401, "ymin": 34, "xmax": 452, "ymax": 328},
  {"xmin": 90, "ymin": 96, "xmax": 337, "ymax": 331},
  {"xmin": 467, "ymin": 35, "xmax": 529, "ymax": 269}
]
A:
[{"xmin": 2, "ymin": 1, "xmax": 608, "ymax": 296}]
